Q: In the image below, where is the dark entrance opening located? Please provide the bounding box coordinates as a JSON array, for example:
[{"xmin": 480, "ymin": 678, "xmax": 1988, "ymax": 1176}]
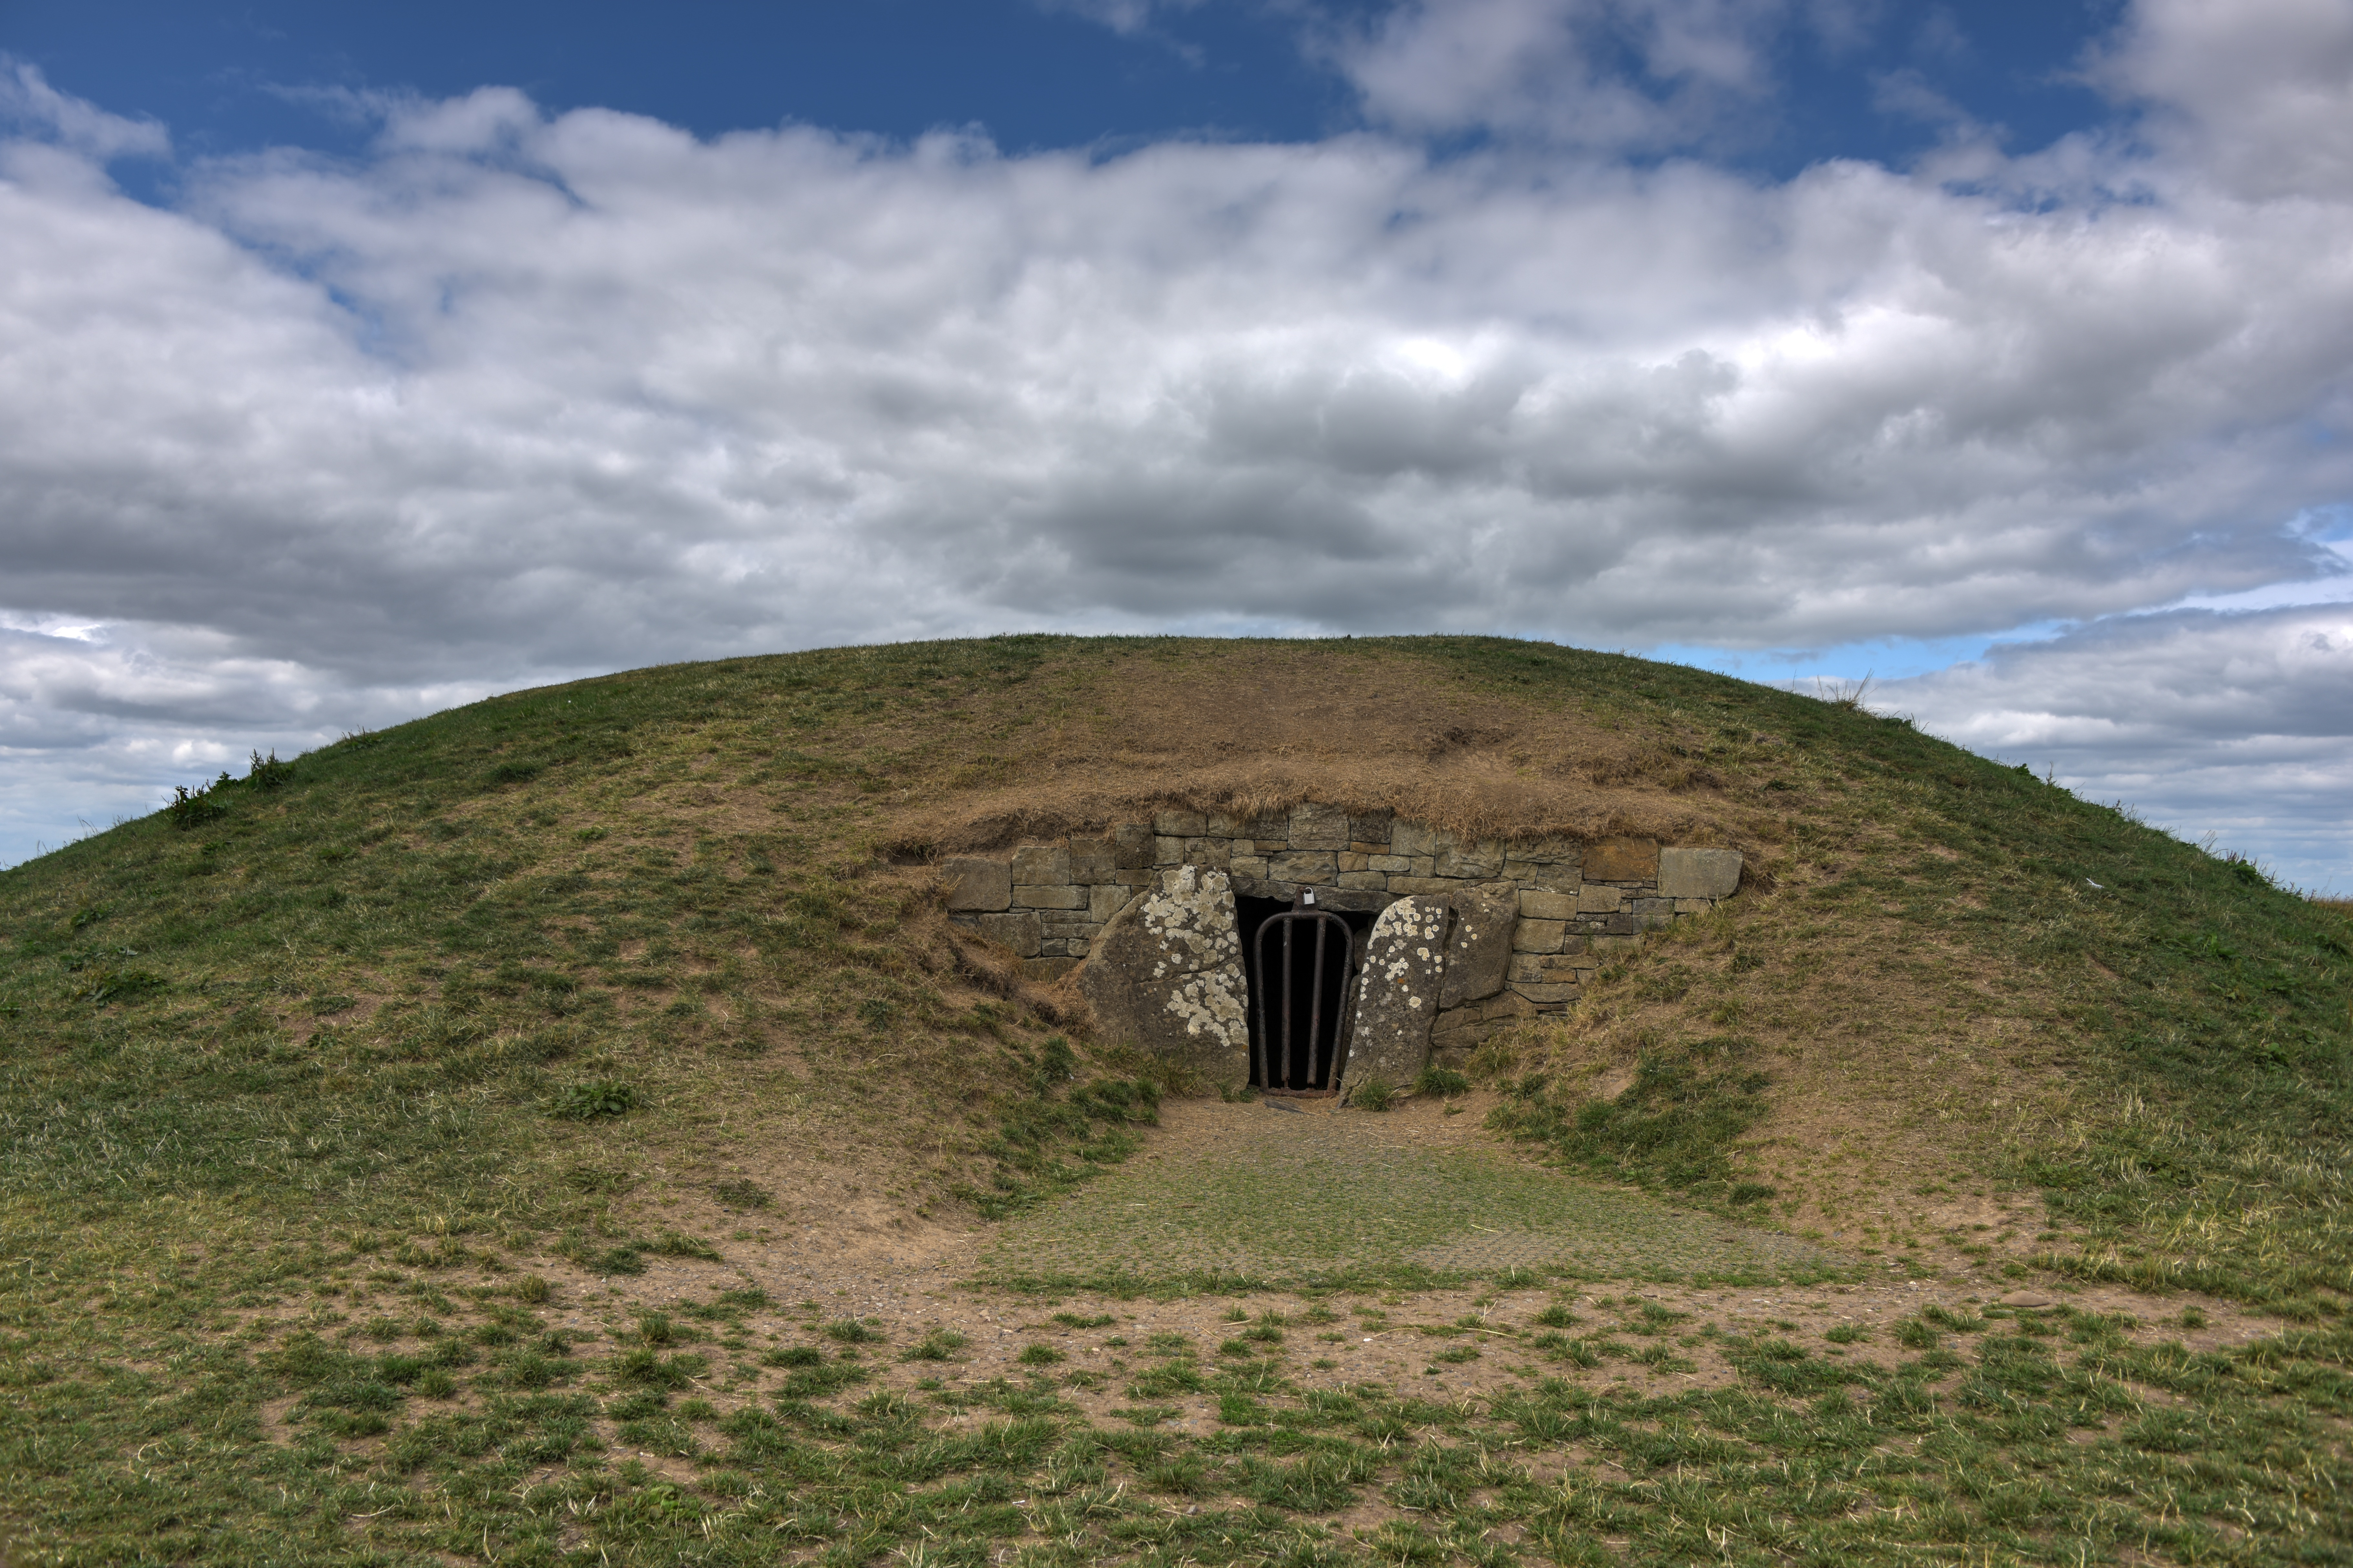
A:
[{"xmin": 1239, "ymin": 894, "xmax": 1373, "ymax": 1095}]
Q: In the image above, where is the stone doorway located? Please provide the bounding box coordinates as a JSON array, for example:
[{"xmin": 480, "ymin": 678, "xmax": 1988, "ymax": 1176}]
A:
[{"xmin": 1238, "ymin": 894, "xmax": 1374, "ymax": 1096}]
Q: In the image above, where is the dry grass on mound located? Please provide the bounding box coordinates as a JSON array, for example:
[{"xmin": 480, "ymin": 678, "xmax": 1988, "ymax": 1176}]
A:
[{"xmin": 874, "ymin": 641, "xmax": 1766, "ymax": 854}]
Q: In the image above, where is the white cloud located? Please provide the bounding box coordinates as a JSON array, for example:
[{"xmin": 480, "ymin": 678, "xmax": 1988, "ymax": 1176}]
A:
[
  {"xmin": 1883, "ymin": 604, "xmax": 2353, "ymax": 891},
  {"xmin": 1321, "ymin": 0, "xmax": 1788, "ymax": 150},
  {"xmin": 1, "ymin": 0, "xmax": 2351, "ymax": 881},
  {"xmin": 0, "ymin": 60, "xmax": 169, "ymax": 162}
]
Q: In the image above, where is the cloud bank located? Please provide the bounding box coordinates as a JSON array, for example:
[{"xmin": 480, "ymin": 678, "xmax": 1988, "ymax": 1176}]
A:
[{"xmin": 2, "ymin": 0, "xmax": 2350, "ymax": 883}]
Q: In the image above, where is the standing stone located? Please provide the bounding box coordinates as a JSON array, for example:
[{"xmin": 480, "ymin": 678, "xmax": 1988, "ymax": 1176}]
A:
[
  {"xmin": 1077, "ymin": 866, "xmax": 1250, "ymax": 1083},
  {"xmin": 1438, "ymin": 885, "xmax": 1517, "ymax": 1009},
  {"xmin": 1657, "ymin": 847, "xmax": 1742, "ymax": 899},
  {"xmin": 1346, "ymin": 897, "xmax": 1452, "ymax": 1094}
]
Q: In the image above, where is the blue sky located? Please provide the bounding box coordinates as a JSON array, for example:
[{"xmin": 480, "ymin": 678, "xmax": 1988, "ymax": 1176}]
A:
[
  {"xmin": 9, "ymin": 1, "xmax": 2118, "ymax": 170},
  {"xmin": 1, "ymin": 0, "xmax": 2349, "ymax": 886}
]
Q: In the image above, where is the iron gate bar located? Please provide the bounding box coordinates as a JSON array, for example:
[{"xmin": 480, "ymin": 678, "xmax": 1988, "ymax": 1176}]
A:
[{"xmin": 1250, "ymin": 898, "xmax": 1357, "ymax": 1096}]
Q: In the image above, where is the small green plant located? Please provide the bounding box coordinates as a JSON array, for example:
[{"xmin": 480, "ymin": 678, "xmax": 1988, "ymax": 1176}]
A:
[
  {"xmin": 823, "ymin": 1319, "xmax": 886, "ymax": 1344},
  {"xmin": 1533, "ymin": 1304, "xmax": 1581, "ymax": 1329},
  {"xmin": 1351, "ymin": 1079, "xmax": 1396, "ymax": 1112},
  {"xmin": 1051, "ymin": 1312, "xmax": 1116, "ymax": 1329},
  {"xmin": 166, "ymin": 780, "xmax": 227, "ymax": 830},
  {"xmin": 900, "ymin": 1330, "xmax": 970, "ymax": 1362},
  {"xmin": 512, "ymin": 1275, "xmax": 551, "ymax": 1304},
  {"xmin": 247, "ymin": 748, "xmax": 295, "ymax": 789},
  {"xmin": 710, "ymin": 1179, "xmax": 773, "ymax": 1209},
  {"xmin": 554, "ymin": 1081, "xmax": 637, "ymax": 1119},
  {"xmin": 763, "ymin": 1346, "xmax": 823, "ymax": 1368},
  {"xmin": 1017, "ymin": 1343, "xmax": 1065, "ymax": 1366},
  {"xmin": 1414, "ymin": 1066, "xmax": 1470, "ymax": 1098},
  {"xmin": 1825, "ymin": 1323, "xmax": 1867, "ymax": 1344}
]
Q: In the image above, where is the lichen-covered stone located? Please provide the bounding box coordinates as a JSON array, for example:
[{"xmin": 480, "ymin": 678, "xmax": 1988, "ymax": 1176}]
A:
[
  {"xmin": 943, "ymin": 857, "xmax": 1011, "ymax": 912},
  {"xmin": 1347, "ymin": 896, "xmax": 1451, "ymax": 1095},
  {"xmin": 1658, "ymin": 847, "xmax": 1742, "ymax": 899},
  {"xmin": 1078, "ymin": 866, "xmax": 1249, "ymax": 1083},
  {"xmin": 1438, "ymin": 886, "xmax": 1517, "ymax": 1009}
]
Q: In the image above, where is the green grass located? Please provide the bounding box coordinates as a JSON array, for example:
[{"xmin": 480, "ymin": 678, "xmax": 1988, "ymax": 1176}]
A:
[{"xmin": 1, "ymin": 632, "xmax": 2348, "ymax": 1563}]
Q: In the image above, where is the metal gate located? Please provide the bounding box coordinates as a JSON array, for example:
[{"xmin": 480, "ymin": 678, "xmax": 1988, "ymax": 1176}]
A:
[{"xmin": 1250, "ymin": 895, "xmax": 1356, "ymax": 1096}]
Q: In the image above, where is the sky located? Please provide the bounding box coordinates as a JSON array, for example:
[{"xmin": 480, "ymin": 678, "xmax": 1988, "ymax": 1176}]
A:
[{"xmin": 1, "ymin": 0, "xmax": 2349, "ymax": 887}]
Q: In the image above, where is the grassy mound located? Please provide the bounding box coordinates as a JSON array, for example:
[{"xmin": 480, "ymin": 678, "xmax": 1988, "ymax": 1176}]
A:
[{"xmin": 3, "ymin": 633, "xmax": 2349, "ymax": 1563}]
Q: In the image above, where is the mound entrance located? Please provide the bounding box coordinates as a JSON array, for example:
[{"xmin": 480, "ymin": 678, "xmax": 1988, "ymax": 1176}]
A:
[{"xmin": 944, "ymin": 804, "xmax": 1743, "ymax": 1097}]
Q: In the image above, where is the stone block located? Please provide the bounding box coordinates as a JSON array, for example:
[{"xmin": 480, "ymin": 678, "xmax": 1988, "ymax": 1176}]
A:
[
  {"xmin": 1440, "ymin": 885, "xmax": 1517, "ymax": 1009},
  {"xmin": 1509, "ymin": 952, "xmax": 1584, "ymax": 983},
  {"xmin": 1076, "ymin": 865, "xmax": 1249, "ymax": 1081},
  {"xmin": 1114, "ymin": 868, "xmax": 1159, "ymax": 887},
  {"xmin": 1012, "ymin": 845, "xmax": 1069, "ymax": 885},
  {"xmin": 1155, "ymin": 808, "xmax": 1208, "ymax": 837},
  {"xmin": 1632, "ymin": 897, "xmax": 1676, "ymax": 930},
  {"xmin": 1511, "ymin": 982, "xmax": 1579, "ymax": 1005},
  {"xmin": 1039, "ymin": 939, "xmax": 1081, "ymax": 957},
  {"xmin": 1289, "ymin": 802, "xmax": 1351, "ymax": 851},
  {"xmin": 1590, "ymin": 935, "xmax": 1641, "ymax": 956},
  {"xmin": 1069, "ymin": 836, "xmax": 1115, "ymax": 884},
  {"xmin": 975, "ymin": 910, "xmax": 1041, "ymax": 957},
  {"xmin": 1338, "ymin": 852, "xmax": 1368, "ymax": 873},
  {"xmin": 1511, "ymin": 919, "xmax": 1566, "ymax": 954},
  {"xmin": 1270, "ymin": 850, "xmax": 1337, "ymax": 883},
  {"xmin": 1020, "ymin": 957, "xmax": 1081, "ymax": 983},
  {"xmin": 1090, "ymin": 883, "xmax": 1136, "ymax": 923},
  {"xmin": 1658, "ymin": 847, "xmax": 1742, "ymax": 899},
  {"xmin": 1185, "ymin": 836, "xmax": 1232, "ymax": 870},
  {"xmin": 1576, "ymin": 885, "xmax": 1624, "ymax": 914},
  {"xmin": 1154, "ymin": 835, "xmax": 1185, "ymax": 867},
  {"xmin": 1385, "ymin": 876, "xmax": 1454, "ymax": 897},
  {"xmin": 1230, "ymin": 856, "xmax": 1269, "ymax": 881},
  {"xmin": 1366, "ymin": 855, "xmax": 1413, "ymax": 874},
  {"xmin": 1014, "ymin": 883, "xmax": 1086, "ymax": 910},
  {"xmin": 1584, "ymin": 836, "xmax": 1659, "ymax": 883},
  {"xmin": 942, "ymin": 856, "xmax": 1011, "ymax": 912},
  {"xmin": 1558, "ymin": 935, "xmax": 1589, "ymax": 956},
  {"xmin": 1113, "ymin": 823, "xmax": 1155, "ymax": 869},
  {"xmin": 1337, "ymin": 871, "xmax": 1389, "ymax": 890},
  {"xmin": 1391, "ymin": 821, "xmax": 1441, "ymax": 858},
  {"xmin": 1517, "ymin": 889, "xmax": 1577, "ymax": 921},
  {"xmin": 1436, "ymin": 839, "xmax": 1505, "ymax": 879},
  {"xmin": 1348, "ymin": 896, "xmax": 1451, "ymax": 1093},
  {"xmin": 1349, "ymin": 810, "xmax": 1394, "ymax": 845}
]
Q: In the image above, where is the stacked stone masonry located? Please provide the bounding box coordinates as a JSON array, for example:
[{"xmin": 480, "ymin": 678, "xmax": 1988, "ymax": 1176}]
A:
[{"xmin": 943, "ymin": 805, "xmax": 1741, "ymax": 1060}]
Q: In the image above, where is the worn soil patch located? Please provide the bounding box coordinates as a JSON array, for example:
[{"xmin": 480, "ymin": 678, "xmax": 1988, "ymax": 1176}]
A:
[{"xmin": 978, "ymin": 1092, "xmax": 1840, "ymax": 1286}]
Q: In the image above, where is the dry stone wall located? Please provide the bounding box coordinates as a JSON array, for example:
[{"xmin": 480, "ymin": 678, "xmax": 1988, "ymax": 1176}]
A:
[{"xmin": 943, "ymin": 803, "xmax": 1741, "ymax": 1062}]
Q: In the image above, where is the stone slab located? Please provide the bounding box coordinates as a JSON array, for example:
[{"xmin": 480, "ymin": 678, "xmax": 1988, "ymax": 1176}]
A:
[
  {"xmin": 1576, "ymin": 885, "xmax": 1624, "ymax": 914},
  {"xmin": 1090, "ymin": 883, "xmax": 1137, "ymax": 923},
  {"xmin": 1517, "ymin": 889, "xmax": 1577, "ymax": 921},
  {"xmin": 1068, "ymin": 836, "xmax": 1116, "ymax": 885},
  {"xmin": 1155, "ymin": 808, "xmax": 1208, "ymax": 837},
  {"xmin": 1436, "ymin": 839, "xmax": 1505, "ymax": 879},
  {"xmin": 1347, "ymin": 896, "xmax": 1451, "ymax": 1094},
  {"xmin": 1511, "ymin": 919, "xmax": 1566, "ymax": 954},
  {"xmin": 1438, "ymin": 885, "xmax": 1517, "ymax": 1009},
  {"xmin": 975, "ymin": 910, "xmax": 1041, "ymax": 957},
  {"xmin": 1658, "ymin": 847, "xmax": 1742, "ymax": 899},
  {"xmin": 1510, "ymin": 982, "xmax": 1579, "ymax": 1005},
  {"xmin": 1112, "ymin": 824, "xmax": 1155, "ymax": 869},
  {"xmin": 1289, "ymin": 802, "xmax": 1351, "ymax": 851},
  {"xmin": 1077, "ymin": 865, "xmax": 1250, "ymax": 1084},
  {"xmin": 1014, "ymin": 884, "xmax": 1086, "ymax": 910},
  {"xmin": 1584, "ymin": 837, "xmax": 1659, "ymax": 883},
  {"xmin": 942, "ymin": 856, "xmax": 1011, "ymax": 912},
  {"xmin": 1012, "ymin": 845, "xmax": 1069, "ymax": 885},
  {"xmin": 1184, "ymin": 836, "xmax": 1232, "ymax": 870},
  {"xmin": 1349, "ymin": 811, "xmax": 1394, "ymax": 845},
  {"xmin": 1269, "ymin": 850, "xmax": 1337, "ymax": 883}
]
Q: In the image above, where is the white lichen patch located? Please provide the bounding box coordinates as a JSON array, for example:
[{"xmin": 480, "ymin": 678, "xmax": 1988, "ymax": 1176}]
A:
[{"xmin": 1139, "ymin": 866, "xmax": 1248, "ymax": 1049}]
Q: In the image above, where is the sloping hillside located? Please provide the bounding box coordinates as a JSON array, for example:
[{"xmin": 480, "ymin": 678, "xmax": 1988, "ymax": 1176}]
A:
[{"xmin": 4, "ymin": 634, "xmax": 2348, "ymax": 1563}]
